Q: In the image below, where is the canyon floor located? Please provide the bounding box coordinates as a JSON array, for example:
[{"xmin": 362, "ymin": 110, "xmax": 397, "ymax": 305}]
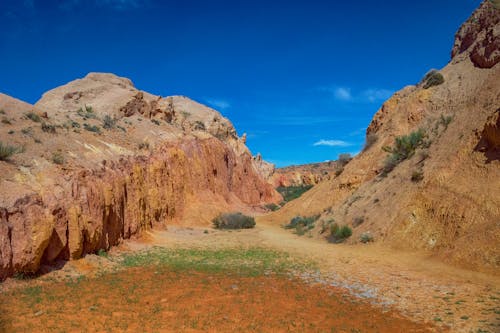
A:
[{"xmin": 0, "ymin": 219, "xmax": 498, "ymax": 333}]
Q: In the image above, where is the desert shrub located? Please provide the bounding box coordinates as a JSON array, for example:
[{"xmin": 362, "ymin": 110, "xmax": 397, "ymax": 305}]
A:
[
  {"xmin": 41, "ymin": 122, "xmax": 56, "ymax": 133},
  {"xmin": 21, "ymin": 127, "xmax": 33, "ymax": 136},
  {"xmin": 138, "ymin": 141, "xmax": 150, "ymax": 150},
  {"xmin": 284, "ymin": 215, "xmax": 319, "ymax": 235},
  {"xmin": 151, "ymin": 119, "xmax": 161, "ymax": 126},
  {"xmin": 51, "ymin": 152, "xmax": 65, "ymax": 165},
  {"xmin": 265, "ymin": 203, "xmax": 280, "ymax": 211},
  {"xmin": 337, "ymin": 153, "xmax": 352, "ymax": 166},
  {"xmin": 382, "ymin": 129, "xmax": 425, "ymax": 174},
  {"xmin": 83, "ymin": 123, "xmax": 101, "ymax": 133},
  {"xmin": 25, "ymin": 112, "xmax": 41, "ymax": 122},
  {"xmin": 360, "ymin": 232, "xmax": 374, "ymax": 243},
  {"xmin": 117, "ymin": 125, "xmax": 126, "ymax": 132},
  {"xmin": 439, "ymin": 114, "xmax": 453, "ymax": 129},
  {"xmin": 1, "ymin": 117, "xmax": 11, "ymax": 124},
  {"xmin": 71, "ymin": 121, "xmax": 80, "ymax": 128},
  {"xmin": 363, "ymin": 133, "xmax": 378, "ymax": 151},
  {"xmin": 102, "ymin": 115, "xmax": 116, "ymax": 129},
  {"xmin": 421, "ymin": 70, "xmax": 445, "ymax": 89},
  {"xmin": 352, "ymin": 216, "xmax": 365, "ymax": 227},
  {"xmin": 212, "ymin": 212, "xmax": 256, "ymax": 229},
  {"xmin": 0, "ymin": 142, "xmax": 21, "ymax": 161},
  {"xmin": 97, "ymin": 249, "xmax": 108, "ymax": 257},
  {"xmin": 0, "ymin": 109, "xmax": 5, "ymax": 114},
  {"xmin": 330, "ymin": 225, "xmax": 352, "ymax": 242},
  {"xmin": 329, "ymin": 222, "xmax": 339, "ymax": 235},
  {"xmin": 8, "ymin": 130, "xmax": 14, "ymax": 134},
  {"xmin": 193, "ymin": 120, "xmax": 206, "ymax": 130},
  {"xmin": 276, "ymin": 185, "xmax": 313, "ymax": 203},
  {"xmin": 411, "ymin": 170, "xmax": 424, "ymax": 182},
  {"xmin": 77, "ymin": 105, "xmax": 97, "ymax": 119}
]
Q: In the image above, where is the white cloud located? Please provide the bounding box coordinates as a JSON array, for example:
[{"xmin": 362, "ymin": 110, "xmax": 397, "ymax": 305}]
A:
[
  {"xmin": 313, "ymin": 139, "xmax": 352, "ymax": 147},
  {"xmin": 96, "ymin": 0, "xmax": 147, "ymax": 9},
  {"xmin": 361, "ymin": 89, "xmax": 394, "ymax": 103},
  {"xmin": 334, "ymin": 87, "xmax": 352, "ymax": 101},
  {"xmin": 206, "ymin": 99, "xmax": 230, "ymax": 110}
]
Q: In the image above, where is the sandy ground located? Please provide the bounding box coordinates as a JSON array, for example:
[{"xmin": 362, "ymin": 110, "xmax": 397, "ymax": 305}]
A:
[{"xmin": 0, "ymin": 220, "xmax": 499, "ymax": 332}]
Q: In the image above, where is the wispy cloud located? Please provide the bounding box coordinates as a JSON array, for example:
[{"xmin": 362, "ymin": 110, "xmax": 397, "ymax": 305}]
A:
[
  {"xmin": 205, "ymin": 98, "xmax": 231, "ymax": 110},
  {"xmin": 334, "ymin": 87, "xmax": 352, "ymax": 101},
  {"xmin": 313, "ymin": 139, "xmax": 352, "ymax": 147},
  {"xmin": 317, "ymin": 85, "xmax": 394, "ymax": 104},
  {"xmin": 360, "ymin": 89, "xmax": 394, "ymax": 103},
  {"xmin": 58, "ymin": 0, "xmax": 148, "ymax": 10}
]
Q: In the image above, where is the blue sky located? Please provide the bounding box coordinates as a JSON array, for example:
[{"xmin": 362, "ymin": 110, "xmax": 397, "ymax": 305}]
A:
[{"xmin": 0, "ymin": 0, "xmax": 480, "ymax": 167}]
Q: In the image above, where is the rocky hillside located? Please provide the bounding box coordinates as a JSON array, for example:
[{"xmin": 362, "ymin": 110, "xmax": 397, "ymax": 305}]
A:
[
  {"xmin": 260, "ymin": 1, "xmax": 500, "ymax": 273},
  {"xmin": 269, "ymin": 160, "xmax": 346, "ymax": 187},
  {"xmin": 0, "ymin": 73, "xmax": 281, "ymax": 279}
]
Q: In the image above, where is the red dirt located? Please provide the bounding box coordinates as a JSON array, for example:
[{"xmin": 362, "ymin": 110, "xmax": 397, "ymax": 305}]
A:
[{"xmin": 0, "ymin": 267, "xmax": 439, "ymax": 333}]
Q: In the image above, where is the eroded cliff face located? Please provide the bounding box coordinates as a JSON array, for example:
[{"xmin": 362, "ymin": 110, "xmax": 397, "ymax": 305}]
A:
[
  {"xmin": 0, "ymin": 74, "xmax": 280, "ymax": 279},
  {"xmin": 259, "ymin": 1, "xmax": 500, "ymax": 273}
]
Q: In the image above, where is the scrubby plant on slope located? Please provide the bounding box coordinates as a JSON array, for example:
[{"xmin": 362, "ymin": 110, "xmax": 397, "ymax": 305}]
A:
[
  {"xmin": 276, "ymin": 185, "xmax": 313, "ymax": 203},
  {"xmin": 382, "ymin": 129, "xmax": 425, "ymax": 174},
  {"xmin": 284, "ymin": 215, "xmax": 319, "ymax": 235},
  {"xmin": 0, "ymin": 142, "xmax": 21, "ymax": 161},
  {"xmin": 421, "ymin": 69, "xmax": 445, "ymax": 89}
]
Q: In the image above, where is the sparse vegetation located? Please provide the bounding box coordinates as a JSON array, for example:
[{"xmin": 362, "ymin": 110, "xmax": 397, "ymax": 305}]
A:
[
  {"xmin": 51, "ymin": 151, "xmax": 65, "ymax": 165},
  {"xmin": 276, "ymin": 185, "xmax": 313, "ymax": 203},
  {"xmin": 439, "ymin": 114, "xmax": 453, "ymax": 129},
  {"xmin": 194, "ymin": 120, "xmax": 206, "ymax": 130},
  {"xmin": 329, "ymin": 224, "xmax": 352, "ymax": 243},
  {"xmin": 352, "ymin": 216, "xmax": 365, "ymax": 227},
  {"xmin": 151, "ymin": 119, "xmax": 161, "ymax": 126},
  {"xmin": 83, "ymin": 123, "xmax": 101, "ymax": 133},
  {"xmin": 77, "ymin": 105, "xmax": 97, "ymax": 119},
  {"xmin": 360, "ymin": 232, "xmax": 374, "ymax": 243},
  {"xmin": 337, "ymin": 153, "xmax": 352, "ymax": 166},
  {"xmin": 411, "ymin": 170, "xmax": 424, "ymax": 182},
  {"xmin": 1, "ymin": 117, "xmax": 12, "ymax": 124},
  {"xmin": 382, "ymin": 129, "xmax": 425, "ymax": 174},
  {"xmin": 71, "ymin": 121, "xmax": 80, "ymax": 128},
  {"xmin": 264, "ymin": 203, "xmax": 280, "ymax": 211},
  {"xmin": 102, "ymin": 115, "xmax": 116, "ymax": 129},
  {"xmin": 0, "ymin": 109, "xmax": 5, "ymax": 114},
  {"xmin": 212, "ymin": 212, "xmax": 256, "ymax": 230},
  {"xmin": 8, "ymin": 130, "xmax": 14, "ymax": 134},
  {"xmin": 0, "ymin": 141, "xmax": 21, "ymax": 161},
  {"xmin": 138, "ymin": 141, "xmax": 150, "ymax": 150},
  {"xmin": 363, "ymin": 133, "xmax": 378, "ymax": 151},
  {"xmin": 421, "ymin": 70, "xmax": 445, "ymax": 89},
  {"xmin": 97, "ymin": 249, "xmax": 108, "ymax": 258},
  {"xmin": 25, "ymin": 112, "xmax": 41, "ymax": 122},
  {"xmin": 21, "ymin": 127, "xmax": 33, "ymax": 136},
  {"xmin": 41, "ymin": 122, "xmax": 57, "ymax": 133},
  {"xmin": 284, "ymin": 215, "xmax": 319, "ymax": 235}
]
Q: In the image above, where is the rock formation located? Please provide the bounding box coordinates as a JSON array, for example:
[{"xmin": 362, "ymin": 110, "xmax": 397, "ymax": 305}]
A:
[
  {"xmin": 0, "ymin": 74, "xmax": 281, "ymax": 279},
  {"xmin": 260, "ymin": 1, "xmax": 500, "ymax": 273}
]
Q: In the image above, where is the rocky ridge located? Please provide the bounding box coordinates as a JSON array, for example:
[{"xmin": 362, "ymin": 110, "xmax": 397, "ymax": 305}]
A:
[{"xmin": 0, "ymin": 74, "xmax": 280, "ymax": 279}]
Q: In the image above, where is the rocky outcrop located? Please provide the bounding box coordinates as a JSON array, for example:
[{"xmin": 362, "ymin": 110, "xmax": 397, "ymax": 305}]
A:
[
  {"xmin": 270, "ymin": 161, "xmax": 339, "ymax": 187},
  {"xmin": 0, "ymin": 74, "xmax": 280, "ymax": 279},
  {"xmin": 451, "ymin": 0, "xmax": 500, "ymax": 68}
]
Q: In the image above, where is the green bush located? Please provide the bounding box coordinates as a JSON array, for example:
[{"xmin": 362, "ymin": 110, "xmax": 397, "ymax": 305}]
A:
[
  {"xmin": 276, "ymin": 185, "xmax": 313, "ymax": 203},
  {"xmin": 352, "ymin": 216, "xmax": 365, "ymax": 227},
  {"xmin": 421, "ymin": 70, "xmax": 445, "ymax": 89},
  {"xmin": 360, "ymin": 232, "xmax": 374, "ymax": 243},
  {"xmin": 212, "ymin": 212, "xmax": 256, "ymax": 229},
  {"xmin": 382, "ymin": 129, "xmax": 425, "ymax": 174},
  {"xmin": 284, "ymin": 215, "xmax": 319, "ymax": 235},
  {"xmin": 337, "ymin": 153, "xmax": 352, "ymax": 166},
  {"xmin": 0, "ymin": 142, "xmax": 21, "ymax": 161},
  {"xmin": 329, "ymin": 224, "xmax": 352, "ymax": 243},
  {"xmin": 264, "ymin": 203, "xmax": 280, "ymax": 211},
  {"xmin": 51, "ymin": 152, "xmax": 65, "ymax": 165},
  {"xmin": 102, "ymin": 115, "xmax": 116, "ymax": 129},
  {"xmin": 41, "ymin": 122, "xmax": 56, "ymax": 133},
  {"xmin": 83, "ymin": 123, "xmax": 101, "ymax": 133},
  {"xmin": 77, "ymin": 105, "xmax": 97, "ymax": 119},
  {"xmin": 25, "ymin": 112, "xmax": 41, "ymax": 122}
]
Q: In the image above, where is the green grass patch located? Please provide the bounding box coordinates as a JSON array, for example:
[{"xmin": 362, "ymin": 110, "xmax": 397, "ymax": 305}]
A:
[
  {"xmin": 276, "ymin": 185, "xmax": 313, "ymax": 203},
  {"xmin": 120, "ymin": 247, "xmax": 314, "ymax": 277}
]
